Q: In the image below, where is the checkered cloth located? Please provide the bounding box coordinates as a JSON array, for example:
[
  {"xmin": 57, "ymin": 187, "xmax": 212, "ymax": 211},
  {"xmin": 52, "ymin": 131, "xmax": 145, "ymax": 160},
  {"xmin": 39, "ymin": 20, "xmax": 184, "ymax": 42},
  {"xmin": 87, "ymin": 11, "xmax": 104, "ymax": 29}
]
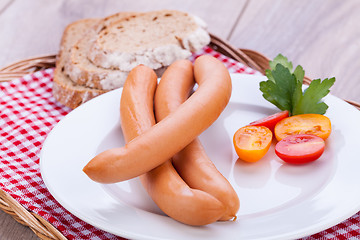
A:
[{"xmin": 0, "ymin": 47, "xmax": 359, "ymax": 239}]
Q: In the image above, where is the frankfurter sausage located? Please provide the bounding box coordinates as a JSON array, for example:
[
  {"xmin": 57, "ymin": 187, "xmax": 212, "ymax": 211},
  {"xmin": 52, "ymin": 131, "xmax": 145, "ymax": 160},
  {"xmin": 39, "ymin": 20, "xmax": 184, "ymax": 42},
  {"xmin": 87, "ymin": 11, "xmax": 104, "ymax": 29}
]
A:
[
  {"xmin": 118, "ymin": 64, "xmax": 225, "ymax": 225},
  {"xmin": 83, "ymin": 55, "xmax": 232, "ymax": 183},
  {"xmin": 173, "ymin": 139, "xmax": 239, "ymax": 221},
  {"xmin": 155, "ymin": 59, "xmax": 239, "ymax": 221}
]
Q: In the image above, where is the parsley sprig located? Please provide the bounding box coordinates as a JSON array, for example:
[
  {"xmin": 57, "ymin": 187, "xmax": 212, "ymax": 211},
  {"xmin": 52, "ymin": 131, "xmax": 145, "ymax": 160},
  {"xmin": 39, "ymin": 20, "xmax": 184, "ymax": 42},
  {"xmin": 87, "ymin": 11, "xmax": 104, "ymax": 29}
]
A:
[{"xmin": 260, "ymin": 54, "xmax": 335, "ymax": 116}]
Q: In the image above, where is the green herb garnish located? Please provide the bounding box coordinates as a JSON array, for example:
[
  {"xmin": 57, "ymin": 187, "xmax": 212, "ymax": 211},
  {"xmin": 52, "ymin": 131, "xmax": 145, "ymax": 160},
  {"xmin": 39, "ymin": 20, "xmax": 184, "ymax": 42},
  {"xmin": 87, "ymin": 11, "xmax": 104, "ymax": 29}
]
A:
[{"xmin": 260, "ymin": 54, "xmax": 335, "ymax": 116}]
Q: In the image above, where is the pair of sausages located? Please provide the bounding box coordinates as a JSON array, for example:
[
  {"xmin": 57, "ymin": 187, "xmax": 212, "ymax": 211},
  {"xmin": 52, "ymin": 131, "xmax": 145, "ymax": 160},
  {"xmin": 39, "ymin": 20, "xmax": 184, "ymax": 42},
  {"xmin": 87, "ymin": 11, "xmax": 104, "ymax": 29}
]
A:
[{"xmin": 83, "ymin": 55, "xmax": 239, "ymax": 225}]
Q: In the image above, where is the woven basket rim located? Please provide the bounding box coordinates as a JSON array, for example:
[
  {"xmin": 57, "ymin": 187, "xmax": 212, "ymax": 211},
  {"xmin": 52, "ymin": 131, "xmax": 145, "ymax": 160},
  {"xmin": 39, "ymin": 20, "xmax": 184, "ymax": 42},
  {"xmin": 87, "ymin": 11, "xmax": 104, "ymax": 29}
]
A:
[{"xmin": 0, "ymin": 33, "xmax": 359, "ymax": 240}]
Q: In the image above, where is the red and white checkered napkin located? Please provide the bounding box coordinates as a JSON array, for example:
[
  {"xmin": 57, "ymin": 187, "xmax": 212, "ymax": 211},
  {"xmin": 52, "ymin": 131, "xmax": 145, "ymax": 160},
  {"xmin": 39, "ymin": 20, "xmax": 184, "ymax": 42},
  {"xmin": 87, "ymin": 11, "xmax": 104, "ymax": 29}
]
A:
[{"xmin": 0, "ymin": 47, "xmax": 359, "ymax": 239}]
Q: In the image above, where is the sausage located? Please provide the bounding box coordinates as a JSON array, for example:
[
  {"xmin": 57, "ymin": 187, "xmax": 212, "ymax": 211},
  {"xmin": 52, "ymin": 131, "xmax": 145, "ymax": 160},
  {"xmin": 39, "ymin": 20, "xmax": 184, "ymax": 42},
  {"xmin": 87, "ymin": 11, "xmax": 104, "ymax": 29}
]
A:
[
  {"xmin": 140, "ymin": 161, "xmax": 225, "ymax": 226},
  {"xmin": 155, "ymin": 59, "xmax": 239, "ymax": 221},
  {"xmin": 172, "ymin": 139, "xmax": 239, "ymax": 221},
  {"xmin": 117, "ymin": 64, "xmax": 225, "ymax": 225},
  {"xmin": 83, "ymin": 55, "xmax": 232, "ymax": 183}
]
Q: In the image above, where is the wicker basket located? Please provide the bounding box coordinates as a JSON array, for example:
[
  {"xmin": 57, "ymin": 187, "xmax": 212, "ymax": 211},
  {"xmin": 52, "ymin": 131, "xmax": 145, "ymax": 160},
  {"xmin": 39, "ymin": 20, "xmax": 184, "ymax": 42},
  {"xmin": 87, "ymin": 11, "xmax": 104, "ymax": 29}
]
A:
[{"xmin": 0, "ymin": 34, "xmax": 359, "ymax": 240}]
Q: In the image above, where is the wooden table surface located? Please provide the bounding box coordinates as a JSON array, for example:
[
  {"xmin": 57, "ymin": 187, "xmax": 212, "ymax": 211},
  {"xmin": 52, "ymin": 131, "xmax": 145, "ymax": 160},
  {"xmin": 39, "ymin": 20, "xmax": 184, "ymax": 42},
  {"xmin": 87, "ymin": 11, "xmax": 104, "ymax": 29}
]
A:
[{"xmin": 0, "ymin": 0, "xmax": 359, "ymax": 239}]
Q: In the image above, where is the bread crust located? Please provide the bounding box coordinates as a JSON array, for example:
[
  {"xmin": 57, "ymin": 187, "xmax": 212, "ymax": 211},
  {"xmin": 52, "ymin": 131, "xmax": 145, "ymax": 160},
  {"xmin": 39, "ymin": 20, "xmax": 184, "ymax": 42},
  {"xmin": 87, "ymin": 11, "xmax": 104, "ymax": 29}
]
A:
[
  {"xmin": 53, "ymin": 68, "xmax": 107, "ymax": 109},
  {"xmin": 53, "ymin": 18, "xmax": 107, "ymax": 109}
]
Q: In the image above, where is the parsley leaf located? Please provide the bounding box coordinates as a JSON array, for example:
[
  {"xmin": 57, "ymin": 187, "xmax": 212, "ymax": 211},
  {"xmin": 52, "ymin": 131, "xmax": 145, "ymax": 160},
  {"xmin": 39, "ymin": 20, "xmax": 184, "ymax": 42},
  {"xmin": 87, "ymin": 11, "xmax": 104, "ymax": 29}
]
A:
[
  {"xmin": 260, "ymin": 64, "xmax": 298, "ymax": 112},
  {"xmin": 269, "ymin": 53, "xmax": 293, "ymax": 71},
  {"xmin": 260, "ymin": 54, "xmax": 335, "ymax": 116},
  {"xmin": 292, "ymin": 77, "xmax": 336, "ymax": 115}
]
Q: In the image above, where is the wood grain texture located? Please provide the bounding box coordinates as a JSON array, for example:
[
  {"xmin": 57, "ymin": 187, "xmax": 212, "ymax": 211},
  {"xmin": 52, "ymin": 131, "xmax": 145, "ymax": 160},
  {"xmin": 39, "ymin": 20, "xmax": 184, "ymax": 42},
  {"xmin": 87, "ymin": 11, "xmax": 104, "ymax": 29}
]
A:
[
  {"xmin": 0, "ymin": 0, "xmax": 246, "ymax": 68},
  {"xmin": 0, "ymin": 0, "xmax": 13, "ymax": 13},
  {"xmin": 0, "ymin": 210, "xmax": 38, "ymax": 240},
  {"xmin": 230, "ymin": 0, "xmax": 360, "ymax": 103}
]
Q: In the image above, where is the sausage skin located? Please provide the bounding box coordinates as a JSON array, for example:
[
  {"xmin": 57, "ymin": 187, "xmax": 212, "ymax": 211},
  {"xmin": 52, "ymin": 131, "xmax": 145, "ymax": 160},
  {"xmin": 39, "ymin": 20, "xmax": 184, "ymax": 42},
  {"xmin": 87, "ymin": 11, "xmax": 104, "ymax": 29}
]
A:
[
  {"xmin": 83, "ymin": 55, "xmax": 232, "ymax": 183},
  {"xmin": 155, "ymin": 59, "xmax": 239, "ymax": 221},
  {"xmin": 118, "ymin": 64, "xmax": 225, "ymax": 225}
]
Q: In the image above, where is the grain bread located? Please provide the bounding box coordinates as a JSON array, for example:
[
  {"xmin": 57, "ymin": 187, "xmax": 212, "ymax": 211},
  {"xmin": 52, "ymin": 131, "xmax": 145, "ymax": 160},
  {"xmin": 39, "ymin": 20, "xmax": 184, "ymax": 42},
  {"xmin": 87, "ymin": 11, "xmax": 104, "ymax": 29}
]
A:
[
  {"xmin": 53, "ymin": 13, "xmax": 141, "ymax": 108},
  {"xmin": 52, "ymin": 18, "xmax": 108, "ymax": 109},
  {"xmin": 53, "ymin": 10, "xmax": 211, "ymax": 108},
  {"xmin": 65, "ymin": 26, "xmax": 166, "ymax": 90},
  {"xmin": 87, "ymin": 10, "xmax": 211, "ymax": 71},
  {"xmin": 64, "ymin": 12, "xmax": 138, "ymax": 90}
]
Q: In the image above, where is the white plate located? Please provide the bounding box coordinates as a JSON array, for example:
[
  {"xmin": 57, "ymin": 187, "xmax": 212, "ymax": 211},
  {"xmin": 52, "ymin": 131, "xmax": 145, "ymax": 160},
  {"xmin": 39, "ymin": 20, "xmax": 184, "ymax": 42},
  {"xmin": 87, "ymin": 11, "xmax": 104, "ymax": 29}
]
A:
[{"xmin": 40, "ymin": 74, "xmax": 360, "ymax": 240}]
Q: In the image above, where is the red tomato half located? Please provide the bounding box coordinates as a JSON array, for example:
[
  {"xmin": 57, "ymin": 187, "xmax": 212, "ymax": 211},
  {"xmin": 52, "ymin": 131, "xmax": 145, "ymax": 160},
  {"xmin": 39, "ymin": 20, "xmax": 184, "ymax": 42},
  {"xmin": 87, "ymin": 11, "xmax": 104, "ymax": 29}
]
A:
[
  {"xmin": 275, "ymin": 134, "xmax": 325, "ymax": 164},
  {"xmin": 249, "ymin": 110, "xmax": 289, "ymax": 132}
]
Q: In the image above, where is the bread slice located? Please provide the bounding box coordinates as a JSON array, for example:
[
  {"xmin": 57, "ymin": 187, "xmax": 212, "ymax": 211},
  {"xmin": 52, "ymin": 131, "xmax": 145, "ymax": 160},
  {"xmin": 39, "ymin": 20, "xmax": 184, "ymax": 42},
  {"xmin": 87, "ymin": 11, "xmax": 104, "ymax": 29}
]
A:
[
  {"xmin": 87, "ymin": 10, "xmax": 210, "ymax": 71},
  {"xmin": 53, "ymin": 10, "xmax": 210, "ymax": 108},
  {"xmin": 64, "ymin": 12, "xmax": 139, "ymax": 90},
  {"xmin": 52, "ymin": 18, "xmax": 107, "ymax": 109},
  {"xmin": 64, "ymin": 27, "xmax": 129, "ymax": 91}
]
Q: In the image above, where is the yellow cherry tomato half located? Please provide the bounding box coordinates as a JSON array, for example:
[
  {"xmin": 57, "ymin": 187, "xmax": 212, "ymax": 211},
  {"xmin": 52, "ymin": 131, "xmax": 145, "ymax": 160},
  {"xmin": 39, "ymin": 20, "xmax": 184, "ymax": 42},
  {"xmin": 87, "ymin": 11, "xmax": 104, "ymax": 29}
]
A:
[
  {"xmin": 274, "ymin": 114, "xmax": 331, "ymax": 141},
  {"xmin": 233, "ymin": 126, "xmax": 273, "ymax": 162}
]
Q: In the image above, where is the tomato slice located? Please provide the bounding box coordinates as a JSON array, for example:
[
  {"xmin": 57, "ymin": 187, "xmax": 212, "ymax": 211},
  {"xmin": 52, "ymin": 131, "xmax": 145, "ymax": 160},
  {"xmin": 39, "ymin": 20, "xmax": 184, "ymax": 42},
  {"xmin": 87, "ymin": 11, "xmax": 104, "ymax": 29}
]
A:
[
  {"xmin": 275, "ymin": 134, "xmax": 325, "ymax": 164},
  {"xmin": 249, "ymin": 110, "xmax": 289, "ymax": 132},
  {"xmin": 233, "ymin": 126, "xmax": 272, "ymax": 162},
  {"xmin": 274, "ymin": 114, "xmax": 331, "ymax": 141}
]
